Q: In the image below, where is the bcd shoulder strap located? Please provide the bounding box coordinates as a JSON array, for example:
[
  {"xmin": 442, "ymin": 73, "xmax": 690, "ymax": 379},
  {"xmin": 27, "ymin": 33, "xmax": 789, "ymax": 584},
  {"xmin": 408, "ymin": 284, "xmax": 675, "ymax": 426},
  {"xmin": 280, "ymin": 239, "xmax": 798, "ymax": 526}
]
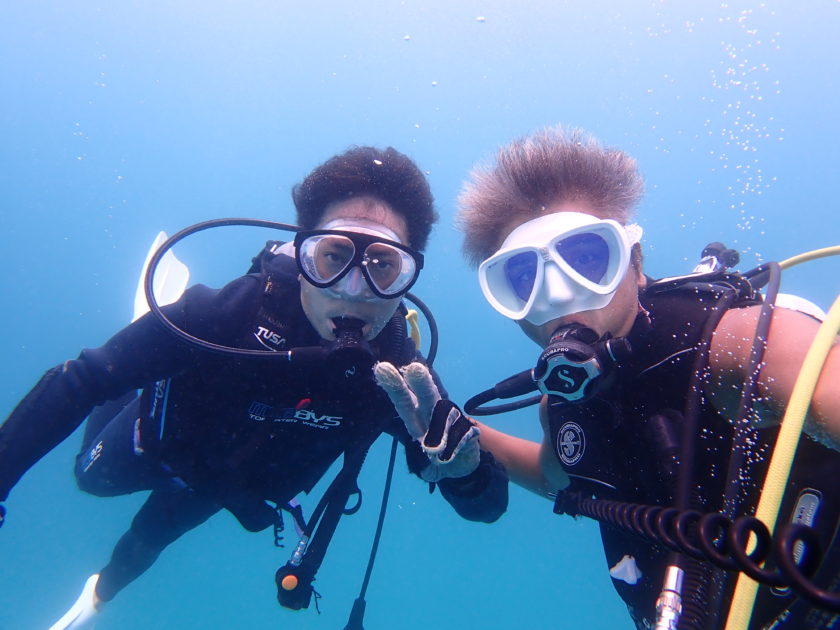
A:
[
  {"xmin": 274, "ymin": 426, "xmax": 381, "ymax": 611},
  {"xmin": 247, "ymin": 239, "xmax": 288, "ymax": 275},
  {"xmin": 645, "ymin": 269, "xmax": 760, "ymax": 305}
]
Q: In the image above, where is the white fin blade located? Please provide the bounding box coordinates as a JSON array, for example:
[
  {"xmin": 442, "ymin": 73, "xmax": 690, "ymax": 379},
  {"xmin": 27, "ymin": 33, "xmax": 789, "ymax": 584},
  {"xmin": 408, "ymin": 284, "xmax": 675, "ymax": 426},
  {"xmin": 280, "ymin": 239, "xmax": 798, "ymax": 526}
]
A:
[
  {"xmin": 132, "ymin": 231, "xmax": 190, "ymax": 322},
  {"xmin": 48, "ymin": 574, "xmax": 102, "ymax": 630}
]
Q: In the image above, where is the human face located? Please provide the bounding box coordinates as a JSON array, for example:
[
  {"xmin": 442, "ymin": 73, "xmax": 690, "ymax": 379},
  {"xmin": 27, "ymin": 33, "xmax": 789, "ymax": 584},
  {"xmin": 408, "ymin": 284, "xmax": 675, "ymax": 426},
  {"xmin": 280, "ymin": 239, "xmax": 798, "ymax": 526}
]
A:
[
  {"xmin": 504, "ymin": 200, "xmax": 645, "ymax": 348},
  {"xmin": 299, "ymin": 197, "xmax": 410, "ymax": 341}
]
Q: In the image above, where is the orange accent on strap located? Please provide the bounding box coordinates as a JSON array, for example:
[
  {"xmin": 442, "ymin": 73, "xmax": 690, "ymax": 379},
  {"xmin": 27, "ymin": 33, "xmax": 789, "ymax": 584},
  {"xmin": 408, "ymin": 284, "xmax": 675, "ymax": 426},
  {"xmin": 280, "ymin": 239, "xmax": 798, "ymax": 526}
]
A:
[{"xmin": 281, "ymin": 575, "xmax": 299, "ymax": 591}]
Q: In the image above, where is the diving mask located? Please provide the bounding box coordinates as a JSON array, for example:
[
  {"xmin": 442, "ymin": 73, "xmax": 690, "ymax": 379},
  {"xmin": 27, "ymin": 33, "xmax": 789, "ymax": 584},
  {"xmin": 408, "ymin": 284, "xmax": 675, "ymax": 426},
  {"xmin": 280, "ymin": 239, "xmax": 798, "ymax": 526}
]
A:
[
  {"xmin": 294, "ymin": 224, "xmax": 423, "ymax": 301},
  {"xmin": 478, "ymin": 212, "xmax": 642, "ymax": 325}
]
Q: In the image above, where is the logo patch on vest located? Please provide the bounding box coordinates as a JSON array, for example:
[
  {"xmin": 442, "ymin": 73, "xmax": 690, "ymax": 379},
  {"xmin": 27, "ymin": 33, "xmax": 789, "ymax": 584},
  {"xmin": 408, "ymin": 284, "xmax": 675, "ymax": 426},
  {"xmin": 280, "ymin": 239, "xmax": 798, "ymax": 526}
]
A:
[
  {"xmin": 247, "ymin": 400, "xmax": 343, "ymax": 429},
  {"xmin": 254, "ymin": 326, "xmax": 287, "ymax": 350},
  {"xmin": 557, "ymin": 421, "xmax": 585, "ymax": 466}
]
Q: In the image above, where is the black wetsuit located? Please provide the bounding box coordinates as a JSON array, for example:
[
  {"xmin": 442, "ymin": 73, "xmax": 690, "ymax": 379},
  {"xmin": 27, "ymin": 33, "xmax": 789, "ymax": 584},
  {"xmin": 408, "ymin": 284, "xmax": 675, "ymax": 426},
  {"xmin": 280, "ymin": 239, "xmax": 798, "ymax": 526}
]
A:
[
  {"xmin": 0, "ymin": 251, "xmax": 508, "ymax": 600},
  {"xmin": 549, "ymin": 281, "xmax": 840, "ymax": 629}
]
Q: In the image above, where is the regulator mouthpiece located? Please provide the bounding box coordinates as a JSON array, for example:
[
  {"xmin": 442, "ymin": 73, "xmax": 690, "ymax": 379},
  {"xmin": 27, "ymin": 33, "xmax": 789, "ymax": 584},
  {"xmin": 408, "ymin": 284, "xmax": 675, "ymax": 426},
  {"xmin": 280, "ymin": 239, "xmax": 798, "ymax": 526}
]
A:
[
  {"xmin": 533, "ymin": 323, "xmax": 630, "ymax": 404},
  {"xmin": 328, "ymin": 317, "xmax": 373, "ymax": 376}
]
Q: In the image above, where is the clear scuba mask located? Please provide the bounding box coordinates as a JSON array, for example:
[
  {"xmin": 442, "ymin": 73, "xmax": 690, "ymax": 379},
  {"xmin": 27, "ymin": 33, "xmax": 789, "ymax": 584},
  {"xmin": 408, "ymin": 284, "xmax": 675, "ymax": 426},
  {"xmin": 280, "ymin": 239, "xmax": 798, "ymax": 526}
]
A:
[
  {"xmin": 478, "ymin": 212, "xmax": 643, "ymax": 325},
  {"xmin": 294, "ymin": 223, "xmax": 423, "ymax": 301}
]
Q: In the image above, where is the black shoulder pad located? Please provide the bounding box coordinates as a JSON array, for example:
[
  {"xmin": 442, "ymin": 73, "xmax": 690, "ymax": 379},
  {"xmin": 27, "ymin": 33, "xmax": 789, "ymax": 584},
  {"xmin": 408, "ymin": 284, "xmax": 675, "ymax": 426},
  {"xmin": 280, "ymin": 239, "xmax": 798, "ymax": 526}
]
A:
[
  {"xmin": 247, "ymin": 240, "xmax": 288, "ymax": 275},
  {"xmin": 646, "ymin": 271, "xmax": 758, "ymax": 303}
]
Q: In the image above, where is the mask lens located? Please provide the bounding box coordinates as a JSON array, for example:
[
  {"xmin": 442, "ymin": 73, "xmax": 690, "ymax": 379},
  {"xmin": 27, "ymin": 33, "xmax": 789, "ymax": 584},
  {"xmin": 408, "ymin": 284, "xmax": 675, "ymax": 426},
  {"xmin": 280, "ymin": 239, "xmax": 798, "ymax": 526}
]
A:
[
  {"xmin": 555, "ymin": 232, "xmax": 610, "ymax": 284},
  {"xmin": 363, "ymin": 242, "xmax": 415, "ymax": 296},
  {"xmin": 299, "ymin": 234, "xmax": 356, "ymax": 284},
  {"xmin": 503, "ymin": 251, "xmax": 539, "ymax": 302},
  {"xmin": 296, "ymin": 229, "xmax": 423, "ymax": 298}
]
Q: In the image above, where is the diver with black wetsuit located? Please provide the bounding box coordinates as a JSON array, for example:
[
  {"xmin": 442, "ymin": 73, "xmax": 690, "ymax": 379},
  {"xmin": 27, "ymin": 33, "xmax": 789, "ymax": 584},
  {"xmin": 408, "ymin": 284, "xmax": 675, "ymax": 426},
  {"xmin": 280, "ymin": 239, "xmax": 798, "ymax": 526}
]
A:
[{"xmin": 0, "ymin": 146, "xmax": 508, "ymax": 629}]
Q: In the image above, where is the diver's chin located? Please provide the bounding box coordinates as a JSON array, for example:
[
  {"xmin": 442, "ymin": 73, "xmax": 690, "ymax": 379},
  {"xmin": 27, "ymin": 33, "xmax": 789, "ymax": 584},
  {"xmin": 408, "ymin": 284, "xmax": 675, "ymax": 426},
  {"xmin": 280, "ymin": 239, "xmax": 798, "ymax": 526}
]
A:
[
  {"xmin": 362, "ymin": 321, "xmax": 388, "ymax": 341},
  {"xmin": 522, "ymin": 315, "xmax": 589, "ymax": 348},
  {"xmin": 549, "ymin": 318, "xmax": 588, "ymax": 337}
]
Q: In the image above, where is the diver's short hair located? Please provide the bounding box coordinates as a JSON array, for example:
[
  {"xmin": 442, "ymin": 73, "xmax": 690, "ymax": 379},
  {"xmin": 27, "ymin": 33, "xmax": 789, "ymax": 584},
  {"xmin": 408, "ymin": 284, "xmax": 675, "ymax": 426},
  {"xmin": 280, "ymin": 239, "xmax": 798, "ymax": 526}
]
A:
[
  {"xmin": 293, "ymin": 146, "xmax": 438, "ymax": 252},
  {"xmin": 457, "ymin": 126, "xmax": 644, "ymax": 266}
]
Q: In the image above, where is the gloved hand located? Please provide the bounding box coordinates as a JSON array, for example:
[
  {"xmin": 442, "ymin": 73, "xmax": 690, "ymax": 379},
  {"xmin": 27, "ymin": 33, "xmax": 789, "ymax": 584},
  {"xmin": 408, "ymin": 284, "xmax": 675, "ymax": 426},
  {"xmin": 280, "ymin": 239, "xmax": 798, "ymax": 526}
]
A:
[{"xmin": 374, "ymin": 361, "xmax": 480, "ymax": 482}]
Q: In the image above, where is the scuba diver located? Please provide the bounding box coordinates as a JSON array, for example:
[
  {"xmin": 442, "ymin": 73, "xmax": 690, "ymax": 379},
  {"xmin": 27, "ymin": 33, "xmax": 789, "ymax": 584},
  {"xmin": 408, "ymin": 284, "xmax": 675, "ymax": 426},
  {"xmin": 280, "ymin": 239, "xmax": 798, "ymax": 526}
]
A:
[
  {"xmin": 444, "ymin": 126, "xmax": 838, "ymax": 629},
  {"xmin": 0, "ymin": 146, "xmax": 508, "ymax": 629}
]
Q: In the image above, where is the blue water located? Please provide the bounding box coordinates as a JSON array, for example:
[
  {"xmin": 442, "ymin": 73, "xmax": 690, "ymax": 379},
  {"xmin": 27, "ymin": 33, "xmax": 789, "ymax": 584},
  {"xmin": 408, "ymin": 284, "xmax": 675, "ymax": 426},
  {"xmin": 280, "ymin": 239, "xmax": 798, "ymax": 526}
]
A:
[{"xmin": 1, "ymin": 2, "xmax": 838, "ymax": 628}]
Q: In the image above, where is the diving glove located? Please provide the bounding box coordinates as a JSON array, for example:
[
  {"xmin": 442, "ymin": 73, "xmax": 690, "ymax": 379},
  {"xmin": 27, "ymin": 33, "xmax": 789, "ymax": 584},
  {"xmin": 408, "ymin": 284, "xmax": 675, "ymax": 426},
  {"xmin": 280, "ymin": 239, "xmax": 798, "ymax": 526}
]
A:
[
  {"xmin": 49, "ymin": 574, "xmax": 102, "ymax": 630},
  {"xmin": 374, "ymin": 362, "xmax": 481, "ymax": 482}
]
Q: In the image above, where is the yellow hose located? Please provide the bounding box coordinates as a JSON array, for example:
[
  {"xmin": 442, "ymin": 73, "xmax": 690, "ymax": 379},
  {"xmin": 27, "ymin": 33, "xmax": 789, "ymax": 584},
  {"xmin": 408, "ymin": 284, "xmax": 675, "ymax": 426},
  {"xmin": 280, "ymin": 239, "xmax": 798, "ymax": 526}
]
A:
[
  {"xmin": 405, "ymin": 309, "xmax": 422, "ymax": 349},
  {"xmin": 724, "ymin": 293, "xmax": 840, "ymax": 630},
  {"xmin": 779, "ymin": 245, "xmax": 840, "ymax": 270}
]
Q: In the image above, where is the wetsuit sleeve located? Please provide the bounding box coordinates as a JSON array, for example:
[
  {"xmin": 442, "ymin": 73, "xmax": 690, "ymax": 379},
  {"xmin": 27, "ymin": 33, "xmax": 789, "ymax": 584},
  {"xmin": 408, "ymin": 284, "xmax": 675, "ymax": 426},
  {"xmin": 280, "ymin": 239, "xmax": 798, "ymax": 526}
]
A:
[
  {"xmin": 376, "ymin": 342, "xmax": 509, "ymax": 522},
  {"xmin": 0, "ymin": 275, "xmax": 262, "ymax": 501},
  {"xmin": 436, "ymin": 450, "xmax": 509, "ymax": 523},
  {"xmin": 423, "ymin": 365, "xmax": 508, "ymax": 523},
  {"xmin": 385, "ymin": 362, "xmax": 510, "ymax": 523},
  {"xmin": 393, "ymin": 422, "xmax": 508, "ymax": 522}
]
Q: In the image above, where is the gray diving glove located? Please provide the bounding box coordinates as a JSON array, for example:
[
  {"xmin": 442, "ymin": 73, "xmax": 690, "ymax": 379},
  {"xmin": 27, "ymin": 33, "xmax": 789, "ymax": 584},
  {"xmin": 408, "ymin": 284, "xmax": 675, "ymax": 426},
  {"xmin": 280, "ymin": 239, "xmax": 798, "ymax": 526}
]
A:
[{"xmin": 374, "ymin": 361, "xmax": 480, "ymax": 483}]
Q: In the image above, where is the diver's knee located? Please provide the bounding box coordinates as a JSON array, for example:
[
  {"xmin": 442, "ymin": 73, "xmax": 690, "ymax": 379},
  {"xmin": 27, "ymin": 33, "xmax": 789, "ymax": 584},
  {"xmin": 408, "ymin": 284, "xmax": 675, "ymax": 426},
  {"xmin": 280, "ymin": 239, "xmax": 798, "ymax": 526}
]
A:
[
  {"xmin": 74, "ymin": 440, "xmax": 112, "ymax": 496},
  {"xmin": 74, "ymin": 440, "xmax": 131, "ymax": 497}
]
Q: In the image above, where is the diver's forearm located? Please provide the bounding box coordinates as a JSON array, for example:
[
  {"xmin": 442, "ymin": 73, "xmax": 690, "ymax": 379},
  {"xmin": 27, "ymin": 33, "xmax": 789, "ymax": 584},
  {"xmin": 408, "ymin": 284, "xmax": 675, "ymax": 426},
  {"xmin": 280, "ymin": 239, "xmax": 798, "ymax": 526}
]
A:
[{"xmin": 475, "ymin": 421, "xmax": 558, "ymax": 498}]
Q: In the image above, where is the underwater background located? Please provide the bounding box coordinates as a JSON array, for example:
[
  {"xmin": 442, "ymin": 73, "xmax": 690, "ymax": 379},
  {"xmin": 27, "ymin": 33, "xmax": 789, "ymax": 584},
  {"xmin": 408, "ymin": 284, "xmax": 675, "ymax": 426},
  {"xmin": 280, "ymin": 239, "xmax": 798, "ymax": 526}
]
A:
[{"xmin": 1, "ymin": 1, "xmax": 838, "ymax": 628}]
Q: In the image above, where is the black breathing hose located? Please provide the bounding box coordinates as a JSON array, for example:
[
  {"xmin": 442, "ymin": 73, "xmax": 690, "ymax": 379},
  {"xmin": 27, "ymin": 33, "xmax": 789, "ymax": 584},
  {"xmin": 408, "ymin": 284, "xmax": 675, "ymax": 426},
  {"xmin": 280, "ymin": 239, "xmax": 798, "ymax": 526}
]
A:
[
  {"xmin": 555, "ymin": 492, "xmax": 838, "ymax": 612},
  {"xmin": 144, "ymin": 218, "xmax": 305, "ymax": 359}
]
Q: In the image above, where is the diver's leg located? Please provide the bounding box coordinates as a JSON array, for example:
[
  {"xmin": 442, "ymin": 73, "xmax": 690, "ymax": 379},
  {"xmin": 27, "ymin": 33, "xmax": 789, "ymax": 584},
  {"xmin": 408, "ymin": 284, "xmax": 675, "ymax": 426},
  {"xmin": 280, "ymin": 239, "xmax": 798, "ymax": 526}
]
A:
[
  {"xmin": 74, "ymin": 393, "xmax": 165, "ymax": 497},
  {"xmin": 49, "ymin": 489, "xmax": 220, "ymax": 628},
  {"xmin": 95, "ymin": 488, "xmax": 221, "ymax": 602},
  {"xmin": 80, "ymin": 391, "xmax": 137, "ymax": 449}
]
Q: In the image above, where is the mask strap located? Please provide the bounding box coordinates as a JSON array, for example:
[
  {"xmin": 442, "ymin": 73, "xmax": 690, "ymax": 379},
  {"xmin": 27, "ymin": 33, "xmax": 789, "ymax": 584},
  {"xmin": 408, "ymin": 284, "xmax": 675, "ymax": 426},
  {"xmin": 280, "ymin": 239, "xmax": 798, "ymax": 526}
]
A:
[
  {"xmin": 625, "ymin": 223, "xmax": 643, "ymax": 246},
  {"xmin": 320, "ymin": 219, "xmax": 402, "ymax": 243}
]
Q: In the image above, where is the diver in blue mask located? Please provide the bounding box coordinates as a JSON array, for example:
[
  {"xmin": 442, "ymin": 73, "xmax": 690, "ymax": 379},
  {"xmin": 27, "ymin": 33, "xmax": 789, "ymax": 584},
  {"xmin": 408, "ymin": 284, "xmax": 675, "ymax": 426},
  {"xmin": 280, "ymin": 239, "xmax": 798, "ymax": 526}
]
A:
[
  {"xmin": 0, "ymin": 146, "xmax": 508, "ymax": 629},
  {"xmin": 458, "ymin": 126, "xmax": 840, "ymax": 629}
]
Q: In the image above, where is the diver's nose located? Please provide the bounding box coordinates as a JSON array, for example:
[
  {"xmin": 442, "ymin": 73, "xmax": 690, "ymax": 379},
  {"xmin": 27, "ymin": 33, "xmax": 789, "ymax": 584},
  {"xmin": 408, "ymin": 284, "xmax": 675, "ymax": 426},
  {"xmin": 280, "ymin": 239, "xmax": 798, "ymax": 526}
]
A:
[{"xmin": 338, "ymin": 266, "xmax": 373, "ymax": 298}]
